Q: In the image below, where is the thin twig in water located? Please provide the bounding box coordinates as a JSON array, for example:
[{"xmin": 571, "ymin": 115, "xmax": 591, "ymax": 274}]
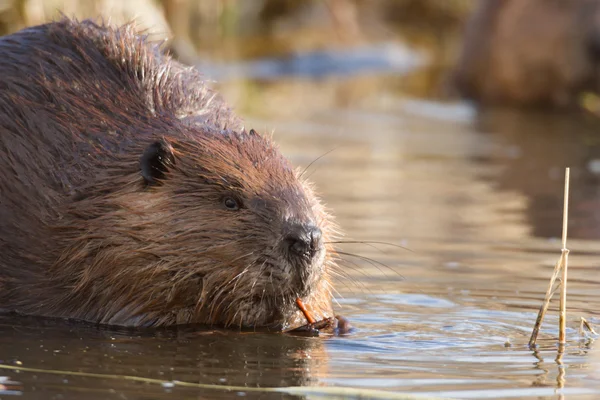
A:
[
  {"xmin": 580, "ymin": 317, "xmax": 598, "ymax": 335},
  {"xmin": 0, "ymin": 363, "xmax": 448, "ymax": 400},
  {"xmin": 559, "ymin": 168, "xmax": 570, "ymax": 344},
  {"xmin": 528, "ymin": 168, "xmax": 570, "ymax": 347}
]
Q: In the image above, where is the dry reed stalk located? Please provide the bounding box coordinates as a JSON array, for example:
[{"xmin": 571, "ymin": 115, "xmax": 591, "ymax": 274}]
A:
[
  {"xmin": 580, "ymin": 317, "xmax": 597, "ymax": 335},
  {"xmin": 528, "ymin": 168, "xmax": 570, "ymax": 347},
  {"xmin": 559, "ymin": 168, "xmax": 570, "ymax": 344}
]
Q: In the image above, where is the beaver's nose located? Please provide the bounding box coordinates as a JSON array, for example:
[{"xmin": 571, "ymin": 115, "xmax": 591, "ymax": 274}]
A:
[{"xmin": 285, "ymin": 224, "xmax": 322, "ymax": 259}]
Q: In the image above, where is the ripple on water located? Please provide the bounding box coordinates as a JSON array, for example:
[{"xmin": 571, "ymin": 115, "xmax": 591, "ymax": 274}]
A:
[{"xmin": 4, "ymin": 45, "xmax": 600, "ymax": 399}]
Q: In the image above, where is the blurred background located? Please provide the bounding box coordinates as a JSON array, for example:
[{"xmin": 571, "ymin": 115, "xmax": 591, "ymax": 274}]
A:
[
  {"xmin": 2, "ymin": 0, "xmax": 600, "ymax": 240},
  {"xmin": 2, "ymin": 1, "xmax": 600, "ymax": 399},
  {"xmin": 0, "ymin": 0, "xmax": 472, "ymax": 107}
]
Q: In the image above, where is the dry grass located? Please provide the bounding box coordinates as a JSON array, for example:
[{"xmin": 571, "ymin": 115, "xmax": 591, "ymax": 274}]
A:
[{"xmin": 528, "ymin": 168, "xmax": 570, "ymax": 347}]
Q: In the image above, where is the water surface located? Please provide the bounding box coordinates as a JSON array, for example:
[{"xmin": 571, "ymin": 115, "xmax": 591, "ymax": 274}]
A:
[{"xmin": 2, "ymin": 42, "xmax": 600, "ymax": 400}]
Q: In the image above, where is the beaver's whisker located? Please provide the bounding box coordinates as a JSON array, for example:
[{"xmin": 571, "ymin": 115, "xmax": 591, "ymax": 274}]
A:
[
  {"xmin": 231, "ymin": 261, "xmax": 256, "ymax": 293},
  {"xmin": 251, "ymin": 260, "xmax": 269, "ymax": 292},
  {"xmin": 194, "ymin": 288, "xmax": 204, "ymax": 314},
  {"xmin": 213, "ymin": 250, "xmax": 255, "ymax": 287},
  {"xmin": 326, "ymin": 266, "xmax": 354, "ymax": 284},
  {"xmin": 279, "ymin": 286, "xmax": 286, "ymax": 317},
  {"xmin": 335, "ymin": 250, "xmax": 404, "ymax": 281},
  {"xmin": 298, "ymin": 147, "xmax": 339, "ymax": 179},
  {"xmin": 230, "ymin": 305, "xmax": 242, "ymax": 328},
  {"xmin": 327, "ymin": 259, "xmax": 371, "ymax": 295},
  {"xmin": 231, "ymin": 269, "xmax": 249, "ymax": 292},
  {"xmin": 259, "ymin": 287, "xmax": 267, "ymax": 316},
  {"xmin": 236, "ymin": 260, "xmax": 268, "ymax": 326},
  {"xmin": 207, "ymin": 270, "xmax": 235, "ymax": 321},
  {"xmin": 326, "ymin": 240, "xmax": 413, "ymax": 253},
  {"xmin": 211, "ymin": 285, "xmax": 235, "ymax": 323},
  {"xmin": 322, "ymin": 278, "xmax": 342, "ymax": 305},
  {"xmin": 266, "ymin": 267, "xmax": 276, "ymax": 306}
]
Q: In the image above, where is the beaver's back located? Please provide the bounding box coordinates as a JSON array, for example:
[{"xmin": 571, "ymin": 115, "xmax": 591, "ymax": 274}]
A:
[{"xmin": 0, "ymin": 19, "xmax": 239, "ymax": 286}]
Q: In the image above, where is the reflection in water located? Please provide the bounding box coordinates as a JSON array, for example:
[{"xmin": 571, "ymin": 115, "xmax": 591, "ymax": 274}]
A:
[
  {"xmin": 253, "ymin": 88, "xmax": 600, "ymax": 398},
  {"xmin": 475, "ymin": 109, "xmax": 600, "ymax": 240},
  {"xmin": 2, "ymin": 34, "xmax": 600, "ymax": 400},
  {"xmin": 2, "ymin": 81, "xmax": 600, "ymax": 398},
  {"xmin": 0, "ymin": 316, "xmax": 329, "ymax": 399}
]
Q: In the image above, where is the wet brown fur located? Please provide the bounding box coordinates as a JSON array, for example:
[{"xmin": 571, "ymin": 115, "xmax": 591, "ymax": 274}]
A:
[
  {"xmin": 453, "ymin": 0, "xmax": 600, "ymax": 107},
  {"xmin": 0, "ymin": 18, "xmax": 336, "ymax": 329}
]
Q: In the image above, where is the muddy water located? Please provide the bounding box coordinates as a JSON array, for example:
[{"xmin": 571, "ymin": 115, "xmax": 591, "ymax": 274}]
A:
[{"xmin": 2, "ymin": 59, "xmax": 600, "ymax": 400}]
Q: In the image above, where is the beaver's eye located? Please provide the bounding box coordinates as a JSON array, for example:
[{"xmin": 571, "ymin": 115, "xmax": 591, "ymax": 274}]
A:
[{"xmin": 223, "ymin": 197, "xmax": 240, "ymax": 211}]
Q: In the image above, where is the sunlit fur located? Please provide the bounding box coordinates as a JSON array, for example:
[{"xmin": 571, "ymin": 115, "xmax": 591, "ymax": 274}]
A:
[{"xmin": 0, "ymin": 19, "xmax": 336, "ymax": 329}]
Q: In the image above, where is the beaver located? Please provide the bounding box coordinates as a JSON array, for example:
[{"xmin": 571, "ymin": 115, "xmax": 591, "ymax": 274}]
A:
[
  {"xmin": 453, "ymin": 0, "xmax": 600, "ymax": 107},
  {"xmin": 0, "ymin": 18, "xmax": 337, "ymax": 331}
]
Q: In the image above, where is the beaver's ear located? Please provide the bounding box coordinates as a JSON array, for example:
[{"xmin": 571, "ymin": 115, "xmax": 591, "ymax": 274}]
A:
[{"xmin": 140, "ymin": 140, "xmax": 175, "ymax": 185}]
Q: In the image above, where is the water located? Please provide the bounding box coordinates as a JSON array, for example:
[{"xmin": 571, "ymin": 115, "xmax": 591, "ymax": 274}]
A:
[{"xmin": 2, "ymin": 41, "xmax": 600, "ymax": 400}]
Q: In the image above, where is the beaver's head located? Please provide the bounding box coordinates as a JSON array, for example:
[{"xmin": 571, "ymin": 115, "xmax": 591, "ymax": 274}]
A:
[{"xmin": 46, "ymin": 127, "xmax": 336, "ymax": 329}]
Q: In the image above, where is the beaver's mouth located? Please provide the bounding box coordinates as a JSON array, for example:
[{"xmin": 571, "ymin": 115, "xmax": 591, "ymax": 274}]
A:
[
  {"xmin": 260, "ymin": 261, "xmax": 317, "ymax": 301},
  {"xmin": 179, "ymin": 253, "xmax": 326, "ymax": 328}
]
